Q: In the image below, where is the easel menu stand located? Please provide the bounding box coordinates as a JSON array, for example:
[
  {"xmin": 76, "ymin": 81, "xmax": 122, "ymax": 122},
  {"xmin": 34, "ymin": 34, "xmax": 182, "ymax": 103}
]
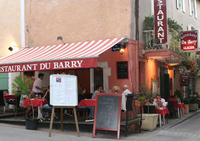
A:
[{"xmin": 49, "ymin": 106, "xmax": 80, "ymax": 137}]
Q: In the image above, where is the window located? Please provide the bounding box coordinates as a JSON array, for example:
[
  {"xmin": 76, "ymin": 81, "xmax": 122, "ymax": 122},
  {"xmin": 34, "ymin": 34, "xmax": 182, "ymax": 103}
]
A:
[
  {"xmin": 117, "ymin": 62, "xmax": 128, "ymax": 79},
  {"xmin": 189, "ymin": 0, "xmax": 197, "ymax": 18},
  {"xmin": 176, "ymin": 0, "xmax": 185, "ymax": 12}
]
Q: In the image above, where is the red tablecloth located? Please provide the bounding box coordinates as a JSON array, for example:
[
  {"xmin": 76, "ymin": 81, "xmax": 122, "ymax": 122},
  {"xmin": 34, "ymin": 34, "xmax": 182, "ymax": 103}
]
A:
[
  {"xmin": 3, "ymin": 94, "xmax": 16, "ymax": 102},
  {"xmin": 21, "ymin": 98, "xmax": 47, "ymax": 108},
  {"xmin": 78, "ymin": 99, "xmax": 96, "ymax": 108},
  {"xmin": 178, "ymin": 103, "xmax": 185, "ymax": 109},
  {"xmin": 156, "ymin": 107, "xmax": 170, "ymax": 117}
]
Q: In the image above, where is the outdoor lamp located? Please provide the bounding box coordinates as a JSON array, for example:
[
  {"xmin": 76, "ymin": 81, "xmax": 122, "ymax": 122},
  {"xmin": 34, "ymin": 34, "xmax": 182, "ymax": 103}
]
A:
[
  {"xmin": 8, "ymin": 47, "xmax": 13, "ymax": 51},
  {"xmin": 119, "ymin": 48, "xmax": 125, "ymax": 55},
  {"xmin": 57, "ymin": 36, "xmax": 65, "ymax": 44}
]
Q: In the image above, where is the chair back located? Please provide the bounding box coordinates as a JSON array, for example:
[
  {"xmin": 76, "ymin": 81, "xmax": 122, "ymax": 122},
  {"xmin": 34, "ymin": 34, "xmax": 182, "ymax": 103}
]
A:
[{"xmin": 126, "ymin": 94, "xmax": 134, "ymax": 111}]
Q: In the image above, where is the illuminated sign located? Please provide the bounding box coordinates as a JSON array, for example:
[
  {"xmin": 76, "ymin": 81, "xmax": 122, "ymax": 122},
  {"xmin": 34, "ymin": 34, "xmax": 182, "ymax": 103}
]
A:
[
  {"xmin": 180, "ymin": 30, "xmax": 200, "ymax": 52},
  {"xmin": 154, "ymin": 0, "xmax": 168, "ymax": 45}
]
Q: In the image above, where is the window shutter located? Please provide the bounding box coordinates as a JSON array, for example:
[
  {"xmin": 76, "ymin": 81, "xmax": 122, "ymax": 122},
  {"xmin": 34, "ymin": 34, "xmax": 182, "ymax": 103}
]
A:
[
  {"xmin": 151, "ymin": 0, "xmax": 154, "ymax": 15},
  {"xmin": 189, "ymin": 0, "xmax": 192, "ymax": 15},
  {"xmin": 176, "ymin": 0, "xmax": 179, "ymax": 9},
  {"xmin": 183, "ymin": 0, "xmax": 186, "ymax": 13},
  {"xmin": 194, "ymin": 0, "xmax": 197, "ymax": 18},
  {"xmin": 187, "ymin": 25, "xmax": 191, "ymax": 30}
]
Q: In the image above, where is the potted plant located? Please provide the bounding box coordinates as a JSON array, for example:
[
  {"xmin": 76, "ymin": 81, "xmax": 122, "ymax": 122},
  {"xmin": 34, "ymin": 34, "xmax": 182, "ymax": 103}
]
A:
[
  {"xmin": 12, "ymin": 75, "xmax": 33, "ymax": 111},
  {"xmin": 25, "ymin": 95, "xmax": 38, "ymax": 130},
  {"xmin": 188, "ymin": 96, "xmax": 198, "ymax": 111},
  {"xmin": 183, "ymin": 98, "xmax": 189, "ymax": 114},
  {"xmin": 137, "ymin": 94, "xmax": 158, "ymax": 131},
  {"xmin": 12, "ymin": 75, "xmax": 38, "ymax": 130}
]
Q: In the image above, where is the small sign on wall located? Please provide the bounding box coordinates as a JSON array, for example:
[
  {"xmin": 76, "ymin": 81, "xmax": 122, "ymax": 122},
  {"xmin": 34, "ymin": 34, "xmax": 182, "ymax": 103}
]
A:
[{"xmin": 180, "ymin": 30, "xmax": 200, "ymax": 52}]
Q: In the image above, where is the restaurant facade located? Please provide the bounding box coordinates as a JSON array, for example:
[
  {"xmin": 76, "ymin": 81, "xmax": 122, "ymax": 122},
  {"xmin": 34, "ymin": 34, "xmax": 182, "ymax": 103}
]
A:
[{"xmin": 0, "ymin": 0, "xmax": 191, "ymax": 98}]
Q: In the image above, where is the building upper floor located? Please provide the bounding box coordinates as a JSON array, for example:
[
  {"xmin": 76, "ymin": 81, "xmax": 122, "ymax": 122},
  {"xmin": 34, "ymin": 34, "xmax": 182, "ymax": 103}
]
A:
[
  {"xmin": 0, "ymin": 0, "xmax": 200, "ymax": 58},
  {"xmin": 139, "ymin": 0, "xmax": 200, "ymax": 43}
]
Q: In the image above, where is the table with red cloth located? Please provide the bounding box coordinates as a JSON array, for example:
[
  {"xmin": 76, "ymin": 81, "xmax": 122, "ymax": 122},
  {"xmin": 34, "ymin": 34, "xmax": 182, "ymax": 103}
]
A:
[
  {"xmin": 3, "ymin": 94, "xmax": 16, "ymax": 103},
  {"xmin": 78, "ymin": 99, "xmax": 96, "ymax": 108},
  {"xmin": 156, "ymin": 107, "xmax": 170, "ymax": 127},
  {"xmin": 21, "ymin": 98, "xmax": 47, "ymax": 108},
  {"xmin": 178, "ymin": 103, "xmax": 185, "ymax": 109},
  {"xmin": 156, "ymin": 107, "xmax": 170, "ymax": 117}
]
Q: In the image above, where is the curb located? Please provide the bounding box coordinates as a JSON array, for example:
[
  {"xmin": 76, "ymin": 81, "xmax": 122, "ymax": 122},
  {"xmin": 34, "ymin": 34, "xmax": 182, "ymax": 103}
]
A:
[{"xmin": 162, "ymin": 110, "xmax": 200, "ymax": 129}]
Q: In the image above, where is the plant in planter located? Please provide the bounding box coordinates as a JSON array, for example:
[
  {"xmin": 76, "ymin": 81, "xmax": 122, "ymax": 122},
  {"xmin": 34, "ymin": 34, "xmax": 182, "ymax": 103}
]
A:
[
  {"xmin": 12, "ymin": 75, "xmax": 38, "ymax": 130},
  {"xmin": 183, "ymin": 98, "xmax": 189, "ymax": 114},
  {"xmin": 187, "ymin": 96, "xmax": 199, "ymax": 111},
  {"xmin": 25, "ymin": 96, "xmax": 38, "ymax": 130},
  {"xmin": 12, "ymin": 75, "xmax": 33, "ymax": 110}
]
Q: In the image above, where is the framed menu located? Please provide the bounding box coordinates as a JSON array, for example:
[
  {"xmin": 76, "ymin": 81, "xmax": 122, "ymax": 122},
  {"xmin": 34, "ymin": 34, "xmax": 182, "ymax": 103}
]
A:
[{"xmin": 50, "ymin": 74, "xmax": 78, "ymax": 106}]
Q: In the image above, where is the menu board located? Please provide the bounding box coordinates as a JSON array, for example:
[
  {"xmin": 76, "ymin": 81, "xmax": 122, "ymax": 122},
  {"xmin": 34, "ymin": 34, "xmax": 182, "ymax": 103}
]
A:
[
  {"xmin": 50, "ymin": 74, "xmax": 78, "ymax": 106},
  {"xmin": 93, "ymin": 93, "xmax": 121, "ymax": 139}
]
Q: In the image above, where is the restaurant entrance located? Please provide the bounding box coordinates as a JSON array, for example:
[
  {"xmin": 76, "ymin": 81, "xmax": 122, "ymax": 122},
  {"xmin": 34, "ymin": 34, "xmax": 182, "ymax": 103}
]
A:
[{"xmin": 160, "ymin": 67, "xmax": 170, "ymax": 100}]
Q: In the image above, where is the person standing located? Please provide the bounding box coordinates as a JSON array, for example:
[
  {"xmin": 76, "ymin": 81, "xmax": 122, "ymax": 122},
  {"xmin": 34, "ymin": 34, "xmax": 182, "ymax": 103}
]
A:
[
  {"xmin": 32, "ymin": 73, "xmax": 44, "ymax": 97},
  {"xmin": 121, "ymin": 85, "xmax": 132, "ymax": 111}
]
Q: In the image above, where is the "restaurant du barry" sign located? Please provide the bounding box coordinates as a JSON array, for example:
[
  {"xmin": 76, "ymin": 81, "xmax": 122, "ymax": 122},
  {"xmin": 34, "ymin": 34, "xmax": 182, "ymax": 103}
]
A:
[
  {"xmin": 180, "ymin": 30, "xmax": 200, "ymax": 52},
  {"xmin": 0, "ymin": 58, "xmax": 98, "ymax": 73},
  {"xmin": 154, "ymin": 0, "xmax": 167, "ymax": 45}
]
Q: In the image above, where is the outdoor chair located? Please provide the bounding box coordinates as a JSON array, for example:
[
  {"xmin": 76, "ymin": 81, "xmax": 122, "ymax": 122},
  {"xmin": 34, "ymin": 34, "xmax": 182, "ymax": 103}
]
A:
[
  {"xmin": 3, "ymin": 94, "xmax": 18, "ymax": 114},
  {"xmin": 143, "ymin": 105, "xmax": 156, "ymax": 113},
  {"xmin": 76, "ymin": 107, "xmax": 90, "ymax": 120},
  {"xmin": 121, "ymin": 94, "xmax": 142, "ymax": 136},
  {"xmin": 167, "ymin": 101, "xmax": 177, "ymax": 118}
]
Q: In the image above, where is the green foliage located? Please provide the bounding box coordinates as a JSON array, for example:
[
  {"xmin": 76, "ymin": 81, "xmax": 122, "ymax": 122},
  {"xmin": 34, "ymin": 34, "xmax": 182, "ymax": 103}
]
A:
[
  {"xmin": 174, "ymin": 89, "xmax": 183, "ymax": 101},
  {"xmin": 183, "ymin": 97, "xmax": 199, "ymax": 104},
  {"xmin": 12, "ymin": 75, "xmax": 33, "ymax": 96},
  {"xmin": 137, "ymin": 96, "xmax": 146, "ymax": 102},
  {"xmin": 183, "ymin": 98, "xmax": 189, "ymax": 104},
  {"xmin": 167, "ymin": 18, "xmax": 183, "ymax": 33},
  {"xmin": 143, "ymin": 17, "xmax": 183, "ymax": 32},
  {"xmin": 143, "ymin": 16, "xmax": 154, "ymax": 30}
]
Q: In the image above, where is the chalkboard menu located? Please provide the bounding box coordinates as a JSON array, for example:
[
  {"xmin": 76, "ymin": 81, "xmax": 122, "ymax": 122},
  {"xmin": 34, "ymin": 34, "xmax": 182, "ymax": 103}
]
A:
[
  {"xmin": 117, "ymin": 61, "xmax": 128, "ymax": 79},
  {"xmin": 93, "ymin": 93, "xmax": 122, "ymax": 139}
]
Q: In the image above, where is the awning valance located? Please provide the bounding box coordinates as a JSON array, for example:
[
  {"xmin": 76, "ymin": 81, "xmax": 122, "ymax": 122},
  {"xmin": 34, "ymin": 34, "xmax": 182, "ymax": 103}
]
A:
[{"xmin": 0, "ymin": 38, "xmax": 125, "ymax": 73}]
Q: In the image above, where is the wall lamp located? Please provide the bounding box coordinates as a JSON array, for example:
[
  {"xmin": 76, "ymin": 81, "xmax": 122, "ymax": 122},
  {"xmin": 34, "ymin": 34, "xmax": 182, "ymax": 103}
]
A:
[
  {"xmin": 57, "ymin": 36, "xmax": 65, "ymax": 44},
  {"xmin": 8, "ymin": 46, "xmax": 13, "ymax": 51},
  {"xmin": 119, "ymin": 42, "xmax": 127, "ymax": 55},
  {"xmin": 8, "ymin": 46, "xmax": 22, "ymax": 52}
]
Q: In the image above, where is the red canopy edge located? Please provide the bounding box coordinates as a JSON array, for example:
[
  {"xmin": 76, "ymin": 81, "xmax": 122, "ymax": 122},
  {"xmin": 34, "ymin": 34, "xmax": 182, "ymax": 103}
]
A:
[{"xmin": 0, "ymin": 58, "xmax": 98, "ymax": 73}]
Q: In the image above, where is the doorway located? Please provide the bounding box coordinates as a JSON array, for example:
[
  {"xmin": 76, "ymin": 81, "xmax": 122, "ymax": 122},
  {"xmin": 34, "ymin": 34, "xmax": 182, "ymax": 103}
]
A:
[
  {"xmin": 160, "ymin": 67, "xmax": 170, "ymax": 100},
  {"xmin": 94, "ymin": 67, "xmax": 103, "ymax": 90}
]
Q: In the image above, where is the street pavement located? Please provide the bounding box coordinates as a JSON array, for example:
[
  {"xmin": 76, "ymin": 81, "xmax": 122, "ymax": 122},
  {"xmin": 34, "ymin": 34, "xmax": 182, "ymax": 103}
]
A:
[{"xmin": 0, "ymin": 112, "xmax": 200, "ymax": 141}]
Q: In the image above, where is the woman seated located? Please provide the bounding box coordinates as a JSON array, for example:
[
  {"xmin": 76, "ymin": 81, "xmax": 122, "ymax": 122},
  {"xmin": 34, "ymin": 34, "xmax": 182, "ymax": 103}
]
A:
[{"xmin": 153, "ymin": 95, "xmax": 167, "ymax": 109}]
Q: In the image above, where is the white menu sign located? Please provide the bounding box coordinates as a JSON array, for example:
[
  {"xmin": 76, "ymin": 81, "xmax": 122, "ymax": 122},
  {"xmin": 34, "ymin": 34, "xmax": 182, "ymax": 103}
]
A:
[{"xmin": 50, "ymin": 74, "xmax": 78, "ymax": 106}]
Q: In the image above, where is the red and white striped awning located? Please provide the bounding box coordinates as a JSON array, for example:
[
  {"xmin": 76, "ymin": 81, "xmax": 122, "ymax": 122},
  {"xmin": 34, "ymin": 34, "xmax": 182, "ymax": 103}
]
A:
[{"xmin": 0, "ymin": 38, "xmax": 126, "ymax": 73}]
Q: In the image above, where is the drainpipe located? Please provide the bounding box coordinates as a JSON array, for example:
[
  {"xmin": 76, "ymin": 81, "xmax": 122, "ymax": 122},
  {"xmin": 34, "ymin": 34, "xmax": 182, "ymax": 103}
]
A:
[
  {"xmin": 8, "ymin": 0, "xmax": 25, "ymax": 94},
  {"xmin": 135, "ymin": 0, "xmax": 139, "ymax": 92}
]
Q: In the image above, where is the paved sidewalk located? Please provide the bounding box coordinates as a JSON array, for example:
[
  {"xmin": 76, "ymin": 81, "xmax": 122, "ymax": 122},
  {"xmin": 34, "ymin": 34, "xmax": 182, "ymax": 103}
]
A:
[{"xmin": 0, "ymin": 110, "xmax": 199, "ymax": 141}]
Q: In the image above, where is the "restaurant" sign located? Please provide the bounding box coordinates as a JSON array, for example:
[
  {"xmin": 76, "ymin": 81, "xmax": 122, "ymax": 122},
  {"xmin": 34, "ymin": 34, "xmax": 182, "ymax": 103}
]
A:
[
  {"xmin": 180, "ymin": 30, "xmax": 200, "ymax": 52},
  {"xmin": 0, "ymin": 58, "xmax": 98, "ymax": 73},
  {"xmin": 154, "ymin": 0, "xmax": 167, "ymax": 45}
]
